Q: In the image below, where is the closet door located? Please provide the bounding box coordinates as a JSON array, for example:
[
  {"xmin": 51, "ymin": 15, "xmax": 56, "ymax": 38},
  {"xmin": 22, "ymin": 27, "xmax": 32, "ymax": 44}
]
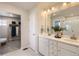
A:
[{"xmin": 29, "ymin": 9, "xmax": 39, "ymax": 52}]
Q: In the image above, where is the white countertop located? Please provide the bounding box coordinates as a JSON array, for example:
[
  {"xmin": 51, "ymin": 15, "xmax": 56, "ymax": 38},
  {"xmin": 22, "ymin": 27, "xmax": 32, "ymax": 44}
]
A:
[{"xmin": 39, "ymin": 33, "xmax": 79, "ymax": 47}]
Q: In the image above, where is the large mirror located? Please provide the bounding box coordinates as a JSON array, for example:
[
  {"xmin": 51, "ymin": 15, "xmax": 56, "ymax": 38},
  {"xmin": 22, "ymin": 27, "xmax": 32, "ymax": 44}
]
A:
[
  {"xmin": 63, "ymin": 16, "xmax": 79, "ymax": 37},
  {"xmin": 48, "ymin": 6, "xmax": 79, "ymax": 38}
]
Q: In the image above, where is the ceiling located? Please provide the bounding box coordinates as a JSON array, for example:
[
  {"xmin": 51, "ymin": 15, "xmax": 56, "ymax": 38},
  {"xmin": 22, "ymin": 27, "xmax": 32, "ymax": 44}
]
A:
[
  {"xmin": 3, "ymin": 2, "xmax": 62, "ymax": 10},
  {"xmin": 2, "ymin": 2, "xmax": 79, "ymax": 11},
  {"xmin": 4, "ymin": 2, "xmax": 39, "ymax": 10}
]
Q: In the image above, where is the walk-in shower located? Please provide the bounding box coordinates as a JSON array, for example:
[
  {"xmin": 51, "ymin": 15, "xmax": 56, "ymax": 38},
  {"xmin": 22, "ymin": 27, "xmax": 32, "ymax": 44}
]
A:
[{"xmin": 0, "ymin": 11, "xmax": 21, "ymax": 55}]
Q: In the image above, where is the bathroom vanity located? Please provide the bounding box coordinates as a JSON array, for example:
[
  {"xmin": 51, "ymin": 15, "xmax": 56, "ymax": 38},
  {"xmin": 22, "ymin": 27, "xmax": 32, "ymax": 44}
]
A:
[
  {"xmin": 38, "ymin": 6, "xmax": 79, "ymax": 56},
  {"xmin": 39, "ymin": 34, "xmax": 79, "ymax": 56}
]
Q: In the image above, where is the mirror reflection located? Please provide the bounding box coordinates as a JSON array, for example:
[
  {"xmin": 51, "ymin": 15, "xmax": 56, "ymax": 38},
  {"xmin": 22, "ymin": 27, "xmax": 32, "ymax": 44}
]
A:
[{"xmin": 47, "ymin": 7, "xmax": 79, "ymax": 39}]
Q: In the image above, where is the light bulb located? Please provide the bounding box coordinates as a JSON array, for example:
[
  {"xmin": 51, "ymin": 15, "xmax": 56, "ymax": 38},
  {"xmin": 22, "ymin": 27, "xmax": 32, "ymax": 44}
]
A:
[
  {"xmin": 47, "ymin": 9, "xmax": 50, "ymax": 13},
  {"xmin": 43, "ymin": 11, "xmax": 46, "ymax": 14},
  {"xmin": 52, "ymin": 7, "xmax": 55, "ymax": 10},
  {"xmin": 63, "ymin": 3, "xmax": 67, "ymax": 6},
  {"xmin": 41, "ymin": 10, "xmax": 47, "ymax": 16},
  {"xmin": 41, "ymin": 10, "xmax": 46, "ymax": 16}
]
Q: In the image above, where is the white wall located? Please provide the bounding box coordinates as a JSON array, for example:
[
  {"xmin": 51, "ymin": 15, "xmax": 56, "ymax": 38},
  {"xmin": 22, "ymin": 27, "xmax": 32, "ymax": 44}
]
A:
[
  {"xmin": 0, "ymin": 3, "xmax": 29, "ymax": 49},
  {"xmin": 31, "ymin": 8, "xmax": 49, "ymax": 33},
  {"xmin": 29, "ymin": 8, "xmax": 44, "ymax": 35}
]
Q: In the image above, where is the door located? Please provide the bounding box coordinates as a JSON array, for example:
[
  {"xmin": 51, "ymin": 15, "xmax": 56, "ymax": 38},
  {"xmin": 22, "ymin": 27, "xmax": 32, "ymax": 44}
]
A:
[{"xmin": 29, "ymin": 9, "xmax": 38, "ymax": 52}]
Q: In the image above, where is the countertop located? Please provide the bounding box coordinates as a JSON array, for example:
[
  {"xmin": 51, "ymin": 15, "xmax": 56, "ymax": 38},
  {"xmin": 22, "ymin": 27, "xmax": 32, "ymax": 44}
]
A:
[{"xmin": 39, "ymin": 33, "xmax": 79, "ymax": 47}]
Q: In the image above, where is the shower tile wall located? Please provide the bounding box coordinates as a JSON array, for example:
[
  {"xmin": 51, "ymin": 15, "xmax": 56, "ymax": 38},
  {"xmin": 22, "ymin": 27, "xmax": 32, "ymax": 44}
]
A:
[{"xmin": 0, "ymin": 16, "xmax": 20, "ymax": 40}]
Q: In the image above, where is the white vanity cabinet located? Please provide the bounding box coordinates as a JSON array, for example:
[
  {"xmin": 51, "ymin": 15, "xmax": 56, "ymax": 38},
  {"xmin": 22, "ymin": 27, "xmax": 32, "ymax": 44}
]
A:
[
  {"xmin": 39, "ymin": 37, "xmax": 49, "ymax": 56},
  {"xmin": 39, "ymin": 35, "xmax": 79, "ymax": 56},
  {"xmin": 58, "ymin": 42, "xmax": 79, "ymax": 56},
  {"xmin": 48, "ymin": 39, "xmax": 58, "ymax": 56},
  {"xmin": 58, "ymin": 48, "xmax": 78, "ymax": 56},
  {"xmin": 39, "ymin": 37, "xmax": 58, "ymax": 56}
]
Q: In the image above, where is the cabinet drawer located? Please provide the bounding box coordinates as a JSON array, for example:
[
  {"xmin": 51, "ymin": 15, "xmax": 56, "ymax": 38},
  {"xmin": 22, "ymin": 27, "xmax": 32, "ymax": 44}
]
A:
[{"xmin": 58, "ymin": 42, "xmax": 79, "ymax": 54}]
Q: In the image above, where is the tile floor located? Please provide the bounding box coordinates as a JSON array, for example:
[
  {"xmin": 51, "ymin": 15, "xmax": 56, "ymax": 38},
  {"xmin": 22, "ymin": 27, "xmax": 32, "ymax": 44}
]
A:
[
  {"xmin": 0, "ymin": 37, "xmax": 40, "ymax": 56},
  {"xmin": 0, "ymin": 39, "xmax": 21, "ymax": 55},
  {"xmin": 3, "ymin": 48, "xmax": 40, "ymax": 56}
]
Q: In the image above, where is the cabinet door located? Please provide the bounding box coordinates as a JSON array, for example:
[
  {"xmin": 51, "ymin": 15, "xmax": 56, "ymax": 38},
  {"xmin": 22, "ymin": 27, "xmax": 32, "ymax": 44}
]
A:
[
  {"xmin": 49, "ymin": 40, "xmax": 58, "ymax": 56},
  {"xmin": 39, "ymin": 37, "xmax": 49, "ymax": 56},
  {"xmin": 58, "ymin": 48, "xmax": 78, "ymax": 56},
  {"xmin": 58, "ymin": 42, "xmax": 78, "ymax": 56}
]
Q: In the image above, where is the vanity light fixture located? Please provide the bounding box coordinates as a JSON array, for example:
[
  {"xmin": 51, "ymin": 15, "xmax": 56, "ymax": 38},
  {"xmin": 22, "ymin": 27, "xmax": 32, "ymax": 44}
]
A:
[
  {"xmin": 62, "ymin": 2, "xmax": 77, "ymax": 9},
  {"xmin": 62, "ymin": 2, "xmax": 69, "ymax": 9},
  {"xmin": 41, "ymin": 10, "xmax": 47, "ymax": 16},
  {"xmin": 63, "ymin": 2, "xmax": 67, "ymax": 7},
  {"xmin": 70, "ymin": 2, "xmax": 79, "ymax": 6},
  {"xmin": 52, "ymin": 7, "xmax": 55, "ymax": 11},
  {"xmin": 47, "ymin": 9, "xmax": 50, "ymax": 13},
  {"xmin": 51, "ymin": 7, "xmax": 57, "ymax": 12},
  {"xmin": 43, "ymin": 10, "xmax": 47, "ymax": 14}
]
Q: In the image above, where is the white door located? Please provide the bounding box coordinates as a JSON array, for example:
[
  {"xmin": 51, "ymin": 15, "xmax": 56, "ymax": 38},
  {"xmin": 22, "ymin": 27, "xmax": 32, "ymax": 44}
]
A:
[{"xmin": 29, "ymin": 9, "xmax": 38, "ymax": 52}]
